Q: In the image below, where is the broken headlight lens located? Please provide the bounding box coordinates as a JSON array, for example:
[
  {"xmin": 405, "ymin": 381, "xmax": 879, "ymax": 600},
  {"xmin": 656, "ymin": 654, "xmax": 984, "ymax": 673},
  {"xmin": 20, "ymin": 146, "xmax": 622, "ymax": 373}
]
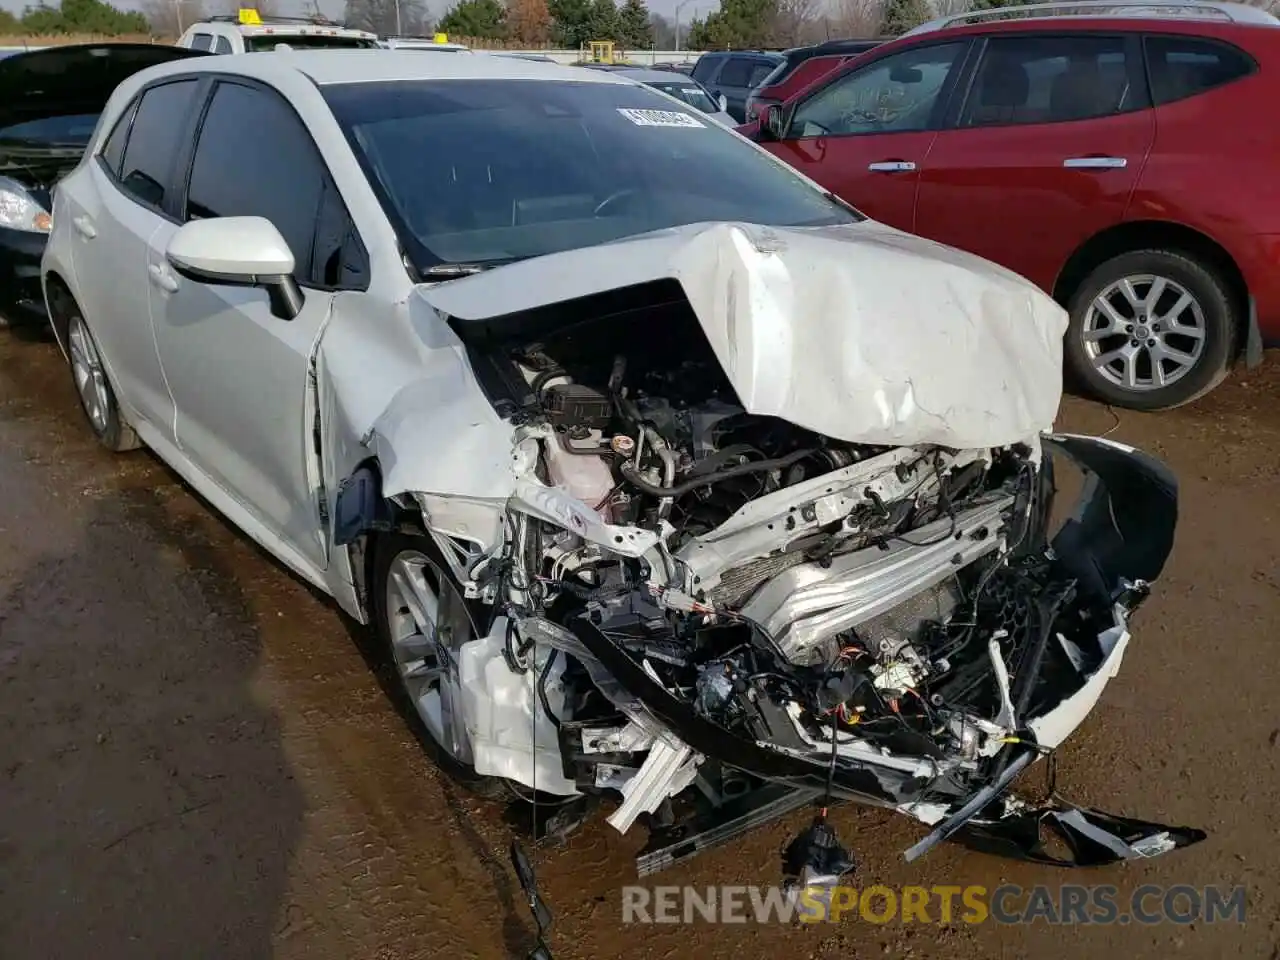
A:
[{"xmin": 0, "ymin": 177, "xmax": 51, "ymax": 233}]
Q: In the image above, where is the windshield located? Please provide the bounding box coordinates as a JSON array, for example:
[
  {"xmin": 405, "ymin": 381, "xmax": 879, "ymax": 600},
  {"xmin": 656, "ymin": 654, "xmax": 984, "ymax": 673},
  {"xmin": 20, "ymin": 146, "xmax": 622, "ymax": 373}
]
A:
[
  {"xmin": 0, "ymin": 113, "xmax": 99, "ymax": 146},
  {"xmin": 643, "ymin": 80, "xmax": 718, "ymax": 113},
  {"xmin": 245, "ymin": 35, "xmax": 379, "ymax": 51},
  {"xmin": 323, "ymin": 79, "xmax": 857, "ymax": 271}
]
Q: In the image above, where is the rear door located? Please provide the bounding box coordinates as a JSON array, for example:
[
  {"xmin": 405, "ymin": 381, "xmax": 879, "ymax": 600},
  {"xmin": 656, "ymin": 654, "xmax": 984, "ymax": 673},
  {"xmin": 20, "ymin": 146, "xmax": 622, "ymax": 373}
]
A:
[
  {"xmin": 66, "ymin": 78, "xmax": 205, "ymax": 442},
  {"xmin": 913, "ymin": 32, "xmax": 1155, "ymax": 291},
  {"xmin": 761, "ymin": 40, "xmax": 970, "ymax": 231}
]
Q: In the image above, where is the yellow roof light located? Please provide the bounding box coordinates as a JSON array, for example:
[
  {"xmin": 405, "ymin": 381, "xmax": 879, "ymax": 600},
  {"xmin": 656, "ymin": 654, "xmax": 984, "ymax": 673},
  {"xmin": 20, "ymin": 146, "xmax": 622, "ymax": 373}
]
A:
[
  {"xmin": 238, "ymin": 8, "xmax": 263, "ymax": 24},
  {"xmin": 434, "ymin": 32, "xmax": 448, "ymax": 42}
]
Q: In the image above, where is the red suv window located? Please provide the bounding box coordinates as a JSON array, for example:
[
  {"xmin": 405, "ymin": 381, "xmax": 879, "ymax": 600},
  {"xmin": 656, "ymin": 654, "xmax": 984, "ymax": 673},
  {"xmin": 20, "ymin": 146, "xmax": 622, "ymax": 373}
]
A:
[
  {"xmin": 1143, "ymin": 34, "xmax": 1254, "ymax": 105},
  {"xmin": 959, "ymin": 34, "xmax": 1139, "ymax": 126}
]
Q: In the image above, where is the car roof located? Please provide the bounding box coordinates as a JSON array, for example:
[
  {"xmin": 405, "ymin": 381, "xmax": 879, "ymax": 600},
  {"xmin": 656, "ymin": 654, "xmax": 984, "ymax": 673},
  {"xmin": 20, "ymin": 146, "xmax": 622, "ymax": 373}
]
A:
[
  {"xmin": 904, "ymin": 0, "xmax": 1279, "ymax": 36},
  {"xmin": 613, "ymin": 67, "xmax": 705, "ymax": 82},
  {"xmin": 698, "ymin": 49, "xmax": 784, "ymax": 60},
  {"xmin": 130, "ymin": 49, "xmax": 631, "ymax": 87},
  {"xmin": 868, "ymin": 11, "xmax": 1278, "ymax": 59},
  {"xmin": 783, "ymin": 38, "xmax": 884, "ymax": 58}
]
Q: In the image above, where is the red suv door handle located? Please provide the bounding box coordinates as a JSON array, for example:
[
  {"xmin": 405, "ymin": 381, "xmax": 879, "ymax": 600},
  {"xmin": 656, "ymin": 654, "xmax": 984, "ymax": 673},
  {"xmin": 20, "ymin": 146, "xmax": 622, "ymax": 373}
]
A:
[
  {"xmin": 1064, "ymin": 156, "xmax": 1127, "ymax": 170},
  {"xmin": 868, "ymin": 160, "xmax": 916, "ymax": 173}
]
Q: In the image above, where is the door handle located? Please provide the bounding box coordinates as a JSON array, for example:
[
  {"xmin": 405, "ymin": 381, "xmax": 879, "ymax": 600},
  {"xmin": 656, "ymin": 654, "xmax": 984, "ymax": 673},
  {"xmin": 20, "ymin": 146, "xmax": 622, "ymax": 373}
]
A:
[
  {"xmin": 72, "ymin": 215, "xmax": 96, "ymax": 239},
  {"xmin": 1064, "ymin": 156, "xmax": 1127, "ymax": 169},
  {"xmin": 868, "ymin": 160, "xmax": 917, "ymax": 173},
  {"xmin": 148, "ymin": 263, "xmax": 179, "ymax": 293}
]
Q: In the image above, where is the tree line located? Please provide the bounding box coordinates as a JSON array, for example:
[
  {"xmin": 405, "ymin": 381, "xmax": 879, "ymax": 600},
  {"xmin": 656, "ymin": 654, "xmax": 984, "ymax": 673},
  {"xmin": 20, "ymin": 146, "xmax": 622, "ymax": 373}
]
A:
[
  {"xmin": 0, "ymin": 0, "xmax": 1186, "ymax": 50},
  {"xmin": 0, "ymin": 0, "xmax": 148, "ymax": 35},
  {"xmin": 437, "ymin": 0, "xmax": 656, "ymax": 48}
]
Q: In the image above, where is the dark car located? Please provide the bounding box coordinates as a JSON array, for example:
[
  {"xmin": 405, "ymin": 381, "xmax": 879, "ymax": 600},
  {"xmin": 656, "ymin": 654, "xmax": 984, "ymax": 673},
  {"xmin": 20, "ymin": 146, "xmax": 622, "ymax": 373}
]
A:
[
  {"xmin": 744, "ymin": 38, "xmax": 886, "ymax": 122},
  {"xmin": 690, "ymin": 50, "xmax": 784, "ymax": 122},
  {"xmin": 0, "ymin": 43, "xmax": 205, "ymax": 328}
]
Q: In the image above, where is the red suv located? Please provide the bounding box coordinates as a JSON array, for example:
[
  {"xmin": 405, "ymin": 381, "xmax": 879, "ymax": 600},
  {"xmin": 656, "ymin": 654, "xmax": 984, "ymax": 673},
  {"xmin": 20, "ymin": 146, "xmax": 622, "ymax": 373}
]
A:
[
  {"xmin": 744, "ymin": 39, "xmax": 886, "ymax": 123},
  {"xmin": 752, "ymin": 4, "xmax": 1280, "ymax": 409}
]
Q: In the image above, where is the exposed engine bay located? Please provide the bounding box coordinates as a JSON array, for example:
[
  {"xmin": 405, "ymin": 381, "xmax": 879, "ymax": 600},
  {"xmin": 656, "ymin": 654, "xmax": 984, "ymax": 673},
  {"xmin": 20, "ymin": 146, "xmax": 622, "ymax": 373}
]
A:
[
  {"xmin": 0, "ymin": 152, "xmax": 76, "ymax": 194},
  {"xmin": 358, "ymin": 286, "xmax": 1203, "ymax": 875}
]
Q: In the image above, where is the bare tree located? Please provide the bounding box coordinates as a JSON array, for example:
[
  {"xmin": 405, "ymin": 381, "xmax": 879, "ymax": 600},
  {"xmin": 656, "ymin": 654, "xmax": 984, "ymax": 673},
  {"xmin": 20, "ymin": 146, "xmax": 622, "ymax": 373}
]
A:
[
  {"xmin": 930, "ymin": 0, "xmax": 968, "ymax": 15},
  {"xmin": 343, "ymin": 0, "xmax": 428, "ymax": 34},
  {"xmin": 507, "ymin": 0, "xmax": 551, "ymax": 42},
  {"xmin": 198, "ymin": 0, "xmax": 284, "ymax": 18},
  {"xmin": 141, "ymin": 0, "xmax": 208, "ymax": 35},
  {"xmin": 770, "ymin": 0, "xmax": 818, "ymax": 45},
  {"xmin": 827, "ymin": 0, "xmax": 883, "ymax": 37}
]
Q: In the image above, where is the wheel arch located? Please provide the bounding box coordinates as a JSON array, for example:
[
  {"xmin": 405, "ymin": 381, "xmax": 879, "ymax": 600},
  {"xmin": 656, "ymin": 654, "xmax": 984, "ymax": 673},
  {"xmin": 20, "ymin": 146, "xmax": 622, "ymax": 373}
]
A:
[
  {"xmin": 332, "ymin": 456, "xmax": 416, "ymax": 620},
  {"xmin": 1052, "ymin": 220, "xmax": 1251, "ymax": 359},
  {"xmin": 41, "ymin": 270, "xmax": 75, "ymax": 360}
]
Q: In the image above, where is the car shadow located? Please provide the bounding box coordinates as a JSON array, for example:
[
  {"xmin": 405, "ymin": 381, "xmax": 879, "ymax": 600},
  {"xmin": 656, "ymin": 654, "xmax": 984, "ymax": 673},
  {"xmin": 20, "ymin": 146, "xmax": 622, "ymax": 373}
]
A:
[{"xmin": 0, "ymin": 479, "xmax": 305, "ymax": 957}]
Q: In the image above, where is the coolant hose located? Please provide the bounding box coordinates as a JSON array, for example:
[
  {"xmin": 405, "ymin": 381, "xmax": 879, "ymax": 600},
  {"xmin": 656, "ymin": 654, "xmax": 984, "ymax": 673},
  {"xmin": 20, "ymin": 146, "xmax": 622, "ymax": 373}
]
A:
[{"xmin": 620, "ymin": 448, "xmax": 819, "ymax": 499}]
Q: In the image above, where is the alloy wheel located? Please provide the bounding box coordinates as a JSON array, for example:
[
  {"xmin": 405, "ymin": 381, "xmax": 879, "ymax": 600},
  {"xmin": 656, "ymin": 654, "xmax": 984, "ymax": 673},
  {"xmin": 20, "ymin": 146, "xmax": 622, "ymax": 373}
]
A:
[
  {"xmin": 1081, "ymin": 274, "xmax": 1207, "ymax": 392},
  {"xmin": 384, "ymin": 549, "xmax": 475, "ymax": 765},
  {"xmin": 67, "ymin": 314, "xmax": 111, "ymax": 434}
]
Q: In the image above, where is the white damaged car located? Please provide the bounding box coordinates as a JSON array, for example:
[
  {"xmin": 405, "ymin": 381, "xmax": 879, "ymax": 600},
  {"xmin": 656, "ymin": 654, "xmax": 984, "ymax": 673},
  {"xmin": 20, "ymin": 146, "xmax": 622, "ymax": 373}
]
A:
[{"xmin": 42, "ymin": 51, "xmax": 1204, "ymax": 878}]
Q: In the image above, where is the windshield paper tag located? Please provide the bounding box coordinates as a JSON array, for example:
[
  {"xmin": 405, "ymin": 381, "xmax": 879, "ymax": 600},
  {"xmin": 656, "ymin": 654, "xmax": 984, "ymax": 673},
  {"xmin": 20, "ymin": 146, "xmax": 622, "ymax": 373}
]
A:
[{"xmin": 618, "ymin": 108, "xmax": 704, "ymax": 128}]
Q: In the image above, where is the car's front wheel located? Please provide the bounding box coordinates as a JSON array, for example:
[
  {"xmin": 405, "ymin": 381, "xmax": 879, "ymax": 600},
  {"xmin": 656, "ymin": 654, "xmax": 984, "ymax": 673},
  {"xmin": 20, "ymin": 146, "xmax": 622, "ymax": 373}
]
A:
[
  {"xmin": 62, "ymin": 303, "xmax": 139, "ymax": 452},
  {"xmin": 369, "ymin": 532, "xmax": 506, "ymax": 799},
  {"xmin": 1064, "ymin": 249, "xmax": 1237, "ymax": 410}
]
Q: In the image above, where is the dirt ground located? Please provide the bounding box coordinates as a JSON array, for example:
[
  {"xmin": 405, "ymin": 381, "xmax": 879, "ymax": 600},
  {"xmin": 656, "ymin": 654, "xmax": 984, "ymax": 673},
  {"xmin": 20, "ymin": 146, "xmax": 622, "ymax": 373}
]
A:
[{"xmin": 1, "ymin": 325, "xmax": 1278, "ymax": 960}]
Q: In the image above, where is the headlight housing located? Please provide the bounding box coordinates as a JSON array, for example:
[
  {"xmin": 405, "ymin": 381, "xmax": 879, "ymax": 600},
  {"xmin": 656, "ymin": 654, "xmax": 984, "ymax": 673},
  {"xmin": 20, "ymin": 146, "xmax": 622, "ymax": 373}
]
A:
[{"xmin": 0, "ymin": 176, "xmax": 51, "ymax": 233}]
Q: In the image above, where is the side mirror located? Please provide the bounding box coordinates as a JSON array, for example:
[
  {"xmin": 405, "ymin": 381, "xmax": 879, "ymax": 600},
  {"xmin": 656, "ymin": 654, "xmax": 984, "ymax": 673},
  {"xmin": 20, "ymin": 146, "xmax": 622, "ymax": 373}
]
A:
[
  {"xmin": 167, "ymin": 216, "xmax": 304, "ymax": 321},
  {"xmin": 717, "ymin": 93, "xmax": 728, "ymax": 112},
  {"xmin": 763, "ymin": 103, "xmax": 788, "ymax": 141}
]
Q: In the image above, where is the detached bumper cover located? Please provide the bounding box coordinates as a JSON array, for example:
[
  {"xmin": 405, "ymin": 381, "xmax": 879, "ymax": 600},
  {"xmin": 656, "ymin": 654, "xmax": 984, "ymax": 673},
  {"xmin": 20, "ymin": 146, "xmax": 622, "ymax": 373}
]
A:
[{"xmin": 953, "ymin": 803, "xmax": 1207, "ymax": 866}]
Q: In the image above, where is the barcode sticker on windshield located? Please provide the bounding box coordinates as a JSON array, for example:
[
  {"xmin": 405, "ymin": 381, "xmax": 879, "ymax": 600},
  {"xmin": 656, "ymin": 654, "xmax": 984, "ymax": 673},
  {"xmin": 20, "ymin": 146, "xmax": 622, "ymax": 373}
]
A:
[{"xmin": 618, "ymin": 108, "xmax": 704, "ymax": 128}]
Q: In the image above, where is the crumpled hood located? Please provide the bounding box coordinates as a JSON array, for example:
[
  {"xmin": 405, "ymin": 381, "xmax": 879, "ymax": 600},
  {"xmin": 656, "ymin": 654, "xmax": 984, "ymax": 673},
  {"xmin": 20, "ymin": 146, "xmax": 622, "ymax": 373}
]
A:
[{"xmin": 419, "ymin": 220, "xmax": 1068, "ymax": 450}]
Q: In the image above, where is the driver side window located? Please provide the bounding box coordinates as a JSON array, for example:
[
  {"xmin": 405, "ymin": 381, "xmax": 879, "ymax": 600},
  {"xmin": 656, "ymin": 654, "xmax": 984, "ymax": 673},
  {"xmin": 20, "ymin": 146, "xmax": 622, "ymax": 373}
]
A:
[{"xmin": 791, "ymin": 42, "xmax": 964, "ymax": 137}]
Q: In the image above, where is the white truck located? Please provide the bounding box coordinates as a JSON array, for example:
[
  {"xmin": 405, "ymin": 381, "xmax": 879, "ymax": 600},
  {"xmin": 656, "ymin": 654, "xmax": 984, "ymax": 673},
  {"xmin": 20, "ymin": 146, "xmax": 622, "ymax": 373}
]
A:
[{"xmin": 175, "ymin": 10, "xmax": 379, "ymax": 55}]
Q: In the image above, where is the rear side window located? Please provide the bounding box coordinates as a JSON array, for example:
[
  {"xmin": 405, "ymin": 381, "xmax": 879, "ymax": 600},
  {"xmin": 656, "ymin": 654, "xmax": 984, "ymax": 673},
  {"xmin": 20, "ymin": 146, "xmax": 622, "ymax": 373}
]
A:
[
  {"xmin": 185, "ymin": 81, "xmax": 362, "ymax": 288},
  {"xmin": 118, "ymin": 80, "xmax": 200, "ymax": 209},
  {"xmin": 1144, "ymin": 36, "xmax": 1254, "ymax": 106},
  {"xmin": 960, "ymin": 35, "xmax": 1136, "ymax": 127},
  {"xmin": 189, "ymin": 32, "xmax": 215, "ymax": 52},
  {"xmin": 691, "ymin": 54, "xmax": 720, "ymax": 82},
  {"xmin": 99, "ymin": 101, "xmax": 136, "ymax": 178},
  {"xmin": 746, "ymin": 60, "xmax": 777, "ymax": 88},
  {"xmin": 758, "ymin": 60, "xmax": 791, "ymax": 87},
  {"xmin": 718, "ymin": 57, "xmax": 753, "ymax": 86},
  {"xmin": 214, "ymin": 35, "xmax": 233, "ymax": 55}
]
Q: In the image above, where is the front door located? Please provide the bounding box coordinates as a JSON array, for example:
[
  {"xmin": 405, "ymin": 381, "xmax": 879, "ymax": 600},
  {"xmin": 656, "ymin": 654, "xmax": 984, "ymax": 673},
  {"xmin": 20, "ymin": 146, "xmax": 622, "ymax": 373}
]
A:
[
  {"xmin": 914, "ymin": 33, "xmax": 1155, "ymax": 291},
  {"xmin": 149, "ymin": 78, "xmax": 342, "ymax": 572},
  {"xmin": 761, "ymin": 40, "xmax": 971, "ymax": 231}
]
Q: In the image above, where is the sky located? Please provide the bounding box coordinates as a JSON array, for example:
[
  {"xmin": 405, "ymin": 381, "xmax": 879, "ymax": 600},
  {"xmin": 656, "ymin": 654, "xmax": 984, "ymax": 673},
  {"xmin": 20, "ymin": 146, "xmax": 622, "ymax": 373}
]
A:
[{"xmin": 0, "ymin": 0, "xmax": 704, "ymax": 21}]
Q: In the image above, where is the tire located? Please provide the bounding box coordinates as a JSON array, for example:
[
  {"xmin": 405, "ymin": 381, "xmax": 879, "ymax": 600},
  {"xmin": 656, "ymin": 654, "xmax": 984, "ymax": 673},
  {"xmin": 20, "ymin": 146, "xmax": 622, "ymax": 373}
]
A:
[
  {"xmin": 369, "ymin": 531, "xmax": 507, "ymax": 800},
  {"xmin": 61, "ymin": 299, "xmax": 140, "ymax": 452},
  {"xmin": 1064, "ymin": 249, "xmax": 1237, "ymax": 411}
]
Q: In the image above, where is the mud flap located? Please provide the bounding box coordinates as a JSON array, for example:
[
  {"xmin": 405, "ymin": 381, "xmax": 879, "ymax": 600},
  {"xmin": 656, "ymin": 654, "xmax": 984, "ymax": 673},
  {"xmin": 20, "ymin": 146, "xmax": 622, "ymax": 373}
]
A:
[{"xmin": 950, "ymin": 803, "xmax": 1207, "ymax": 866}]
